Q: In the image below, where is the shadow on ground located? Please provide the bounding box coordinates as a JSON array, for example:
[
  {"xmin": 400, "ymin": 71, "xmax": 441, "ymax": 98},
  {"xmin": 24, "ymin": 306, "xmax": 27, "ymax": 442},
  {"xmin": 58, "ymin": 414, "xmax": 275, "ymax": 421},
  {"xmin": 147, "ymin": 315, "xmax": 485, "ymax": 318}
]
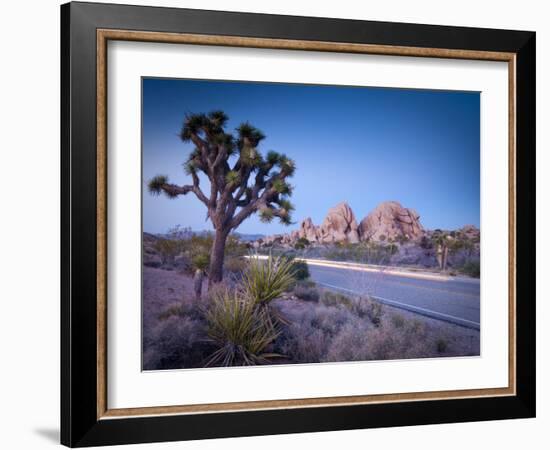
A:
[{"xmin": 34, "ymin": 428, "xmax": 59, "ymax": 444}]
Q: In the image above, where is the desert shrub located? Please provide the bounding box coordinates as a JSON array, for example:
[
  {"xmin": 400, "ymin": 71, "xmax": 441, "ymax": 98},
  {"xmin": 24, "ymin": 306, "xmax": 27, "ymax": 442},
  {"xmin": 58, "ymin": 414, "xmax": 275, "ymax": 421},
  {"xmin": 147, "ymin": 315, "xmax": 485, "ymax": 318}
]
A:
[
  {"xmin": 461, "ymin": 261, "xmax": 480, "ymax": 278},
  {"xmin": 157, "ymin": 296, "xmax": 205, "ymax": 322},
  {"xmin": 143, "ymin": 315, "xmax": 209, "ymax": 370},
  {"xmin": 274, "ymin": 302, "xmax": 353, "ymax": 363},
  {"xmin": 271, "ymin": 292, "xmax": 473, "ymax": 364},
  {"xmin": 277, "ymin": 324, "xmax": 328, "ymax": 363},
  {"xmin": 296, "ymin": 279, "xmax": 316, "ymax": 288},
  {"xmin": 386, "ymin": 243, "xmax": 399, "ymax": 255},
  {"xmin": 320, "ymin": 291, "xmax": 353, "ymax": 308},
  {"xmin": 308, "ymin": 305, "xmax": 352, "ymax": 335},
  {"xmin": 192, "ymin": 253, "xmax": 210, "ymax": 271},
  {"xmin": 323, "ymin": 248, "xmax": 346, "ymax": 261},
  {"xmin": 447, "ymin": 234, "xmax": 475, "ymax": 253},
  {"xmin": 325, "ymin": 318, "xmax": 435, "ymax": 362},
  {"xmin": 279, "ymin": 293, "xmax": 439, "ymax": 363},
  {"xmin": 224, "ymin": 257, "xmax": 248, "ymax": 275},
  {"xmin": 226, "ymin": 234, "xmax": 249, "ymax": 257},
  {"xmin": 204, "ymin": 290, "xmax": 281, "ymax": 366},
  {"xmin": 420, "ymin": 235, "xmax": 432, "ymax": 249},
  {"xmin": 397, "ymin": 234, "xmax": 410, "ymax": 245},
  {"xmin": 143, "ymin": 255, "xmax": 163, "ymax": 268},
  {"xmin": 153, "ymin": 238, "xmax": 183, "ymax": 265},
  {"xmin": 408, "ymin": 319, "xmax": 425, "ymax": 334},
  {"xmin": 366, "ymin": 300, "xmax": 384, "ymax": 326},
  {"xmin": 294, "ymin": 237, "xmax": 310, "ymax": 250},
  {"xmin": 157, "ymin": 304, "xmax": 186, "ymax": 321},
  {"xmin": 291, "ymin": 260, "xmax": 310, "ymax": 280},
  {"xmin": 348, "ymin": 297, "xmax": 384, "ymax": 326},
  {"xmin": 293, "ymin": 282, "xmax": 320, "ymax": 302},
  {"xmin": 173, "ymin": 254, "xmax": 191, "ymax": 271},
  {"xmin": 321, "ymin": 293, "xmax": 384, "ymax": 326},
  {"xmin": 436, "ymin": 338, "xmax": 448, "ymax": 353},
  {"xmin": 184, "ymin": 234, "xmax": 213, "ymax": 255},
  {"xmin": 324, "ymin": 322, "xmax": 372, "ymax": 362},
  {"xmin": 223, "ymin": 257, "xmax": 249, "ymax": 286},
  {"xmin": 391, "ymin": 313, "xmax": 405, "ymax": 328},
  {"xmin": 322, "ymin": 242, "xmax": 396, "ymax": 265}
]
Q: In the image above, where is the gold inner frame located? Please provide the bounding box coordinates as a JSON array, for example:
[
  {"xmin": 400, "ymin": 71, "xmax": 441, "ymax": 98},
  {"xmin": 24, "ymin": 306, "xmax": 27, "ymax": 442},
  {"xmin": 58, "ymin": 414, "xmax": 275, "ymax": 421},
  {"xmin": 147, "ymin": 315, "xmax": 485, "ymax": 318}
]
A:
[{"xmin": 96, "ymin": 29, "xmax": 517, "ymax": 420}]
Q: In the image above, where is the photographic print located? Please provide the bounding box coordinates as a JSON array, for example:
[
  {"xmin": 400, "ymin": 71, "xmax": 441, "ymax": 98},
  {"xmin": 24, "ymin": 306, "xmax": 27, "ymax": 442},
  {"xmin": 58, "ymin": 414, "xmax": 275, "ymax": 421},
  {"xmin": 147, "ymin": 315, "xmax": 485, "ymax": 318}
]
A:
[{"xmin": 142, "ymin": 78, "xmax": 481, "ymax": 371}]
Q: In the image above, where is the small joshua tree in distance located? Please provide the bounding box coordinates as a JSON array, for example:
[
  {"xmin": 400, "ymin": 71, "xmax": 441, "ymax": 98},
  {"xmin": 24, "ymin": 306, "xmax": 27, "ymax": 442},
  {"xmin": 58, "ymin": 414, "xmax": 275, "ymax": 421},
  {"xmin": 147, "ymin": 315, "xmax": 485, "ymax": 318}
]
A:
[{"xmin": 148, "ymin": 111, "xmax": 296, "ymax": 285}]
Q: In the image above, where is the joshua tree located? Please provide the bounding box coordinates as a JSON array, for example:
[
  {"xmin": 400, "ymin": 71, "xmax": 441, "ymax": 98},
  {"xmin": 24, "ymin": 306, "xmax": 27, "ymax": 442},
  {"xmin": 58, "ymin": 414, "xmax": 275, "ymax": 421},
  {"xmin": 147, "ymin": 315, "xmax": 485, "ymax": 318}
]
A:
[
  {"xmin": 432, "ymin": 230, "xmax": 450, "ymax": 271},
  {"xmin": 148, "ymin": 111, "xmax": 296, "ymax": 285}
]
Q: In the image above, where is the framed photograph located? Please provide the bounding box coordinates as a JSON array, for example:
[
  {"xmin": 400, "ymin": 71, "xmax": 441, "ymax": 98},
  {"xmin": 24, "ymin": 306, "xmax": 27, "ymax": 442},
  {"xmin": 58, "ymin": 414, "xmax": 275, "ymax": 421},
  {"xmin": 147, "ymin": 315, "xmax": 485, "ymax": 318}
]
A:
[{"xmin": 61, "ymin": 2, "xmax": 535, "ymax": 447}]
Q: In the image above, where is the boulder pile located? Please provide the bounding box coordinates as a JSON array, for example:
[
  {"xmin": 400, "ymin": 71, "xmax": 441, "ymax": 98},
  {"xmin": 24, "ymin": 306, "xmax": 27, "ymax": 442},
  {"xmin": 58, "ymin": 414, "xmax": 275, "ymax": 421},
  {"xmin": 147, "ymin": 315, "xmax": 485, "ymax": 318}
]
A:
[{"xmin": 255, "ymin": 201, "xmax": 426, "ymax": 247}]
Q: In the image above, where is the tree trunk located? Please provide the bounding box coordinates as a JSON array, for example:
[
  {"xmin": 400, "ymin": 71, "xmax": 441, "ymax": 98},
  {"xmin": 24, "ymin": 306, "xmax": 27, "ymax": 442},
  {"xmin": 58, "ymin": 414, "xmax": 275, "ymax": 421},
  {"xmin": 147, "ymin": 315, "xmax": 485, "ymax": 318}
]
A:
[
  {"xmin": 208, "ymin": 228, "xmax": 229, "ymax": 285},
  {"xmin": 436, "ymin": 244, "xmax": 443, "ymax": 269},
  {"xmin": 193, "ymin": 269, "xmax": 204, "ymax": 300}
]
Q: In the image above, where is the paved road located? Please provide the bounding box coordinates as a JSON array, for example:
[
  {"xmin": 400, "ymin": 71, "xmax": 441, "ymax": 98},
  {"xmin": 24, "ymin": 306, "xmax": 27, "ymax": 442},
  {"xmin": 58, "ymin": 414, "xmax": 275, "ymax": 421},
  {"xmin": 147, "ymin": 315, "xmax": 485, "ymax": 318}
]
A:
[{"xmin": 308, "ymin": 264, "xmax": 480, "ymax": 329}]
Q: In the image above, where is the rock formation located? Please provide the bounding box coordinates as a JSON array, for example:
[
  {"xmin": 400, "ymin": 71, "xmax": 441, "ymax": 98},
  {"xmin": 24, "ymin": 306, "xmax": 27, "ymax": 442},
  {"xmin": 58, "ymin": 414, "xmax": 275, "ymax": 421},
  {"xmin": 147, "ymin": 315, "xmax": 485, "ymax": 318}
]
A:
[
  {"xmin": 459, "ymin": 224, "xmax": 480, "ymax": 240},
  {"xmin": 358, "ymin": 201, "xmax": 423, "ymax": 241},
  {"xmin": 298, "ymin": 217, "xmax": 319, "ymax": 242},
  {"xmin": 317, "ymin": 202, "xmax": 360, "ymax": 244},
  {"xmin": 256, "ymin": 201, "xmax": 425, "ymax": 247}
]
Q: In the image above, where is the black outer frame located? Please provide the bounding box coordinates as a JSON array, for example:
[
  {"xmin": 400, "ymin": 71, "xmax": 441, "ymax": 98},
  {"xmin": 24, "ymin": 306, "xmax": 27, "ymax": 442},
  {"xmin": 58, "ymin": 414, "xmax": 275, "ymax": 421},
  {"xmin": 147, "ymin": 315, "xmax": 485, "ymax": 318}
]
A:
[{"xmin": 60, "ymin": 1, "xmax": 536, "ymax": 447}]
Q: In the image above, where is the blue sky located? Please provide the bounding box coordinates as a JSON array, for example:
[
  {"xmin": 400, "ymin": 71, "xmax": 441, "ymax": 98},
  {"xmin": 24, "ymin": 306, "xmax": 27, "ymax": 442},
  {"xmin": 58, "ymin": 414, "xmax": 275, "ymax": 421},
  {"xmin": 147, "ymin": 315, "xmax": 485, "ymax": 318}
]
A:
[{"xmin": 142, "ymin": 78, "xmax": 480, "ymax": 235}]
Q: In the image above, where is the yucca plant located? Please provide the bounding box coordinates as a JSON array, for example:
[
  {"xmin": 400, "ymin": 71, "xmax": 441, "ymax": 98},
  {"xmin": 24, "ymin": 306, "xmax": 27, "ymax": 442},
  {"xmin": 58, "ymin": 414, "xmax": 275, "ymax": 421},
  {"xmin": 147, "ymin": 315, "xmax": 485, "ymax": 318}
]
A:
[
  {"xmin": 243, "ymin": 255, "xmax": 297, "ymax": 305},
  {"xmin": 204, "ymin": 290, "xmax": 281, "ymax": 367},
  {"xmin": 243, "ymin": 255, "xmax": 297, "ymax": 324}
]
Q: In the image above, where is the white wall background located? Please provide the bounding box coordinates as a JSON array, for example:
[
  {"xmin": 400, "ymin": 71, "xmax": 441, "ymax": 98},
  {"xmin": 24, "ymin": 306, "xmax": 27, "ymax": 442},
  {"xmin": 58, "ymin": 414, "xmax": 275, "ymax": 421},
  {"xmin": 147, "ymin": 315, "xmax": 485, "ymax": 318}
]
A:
[{"xmin": 0, "ymin": 1, "xmax": 546, "ymax": 449}]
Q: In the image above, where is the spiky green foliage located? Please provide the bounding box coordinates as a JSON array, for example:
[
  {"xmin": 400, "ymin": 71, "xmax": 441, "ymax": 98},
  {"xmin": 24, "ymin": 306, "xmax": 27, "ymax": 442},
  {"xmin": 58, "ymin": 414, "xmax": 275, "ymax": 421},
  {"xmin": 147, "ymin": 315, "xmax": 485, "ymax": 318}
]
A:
[
  {"xmin": 183, "ymin": 160, "xmax": 197, "ymax": 175},
  {"xmin": 208, "ymin": 110, "xmax": 229, "ymax": 127},
  {"xmin": 192, "ymin": 253, "xmax": 210, "ymax": 271},
  {"xmin": 212, "ymin": 132, "xmax": 235, "ymax": 155},
  {"xmin": 237, "ymin": 147, "xmax": 260, "ymax": 168},
  {"xmin": 148, "ymin": 175, "xmax": 168, "ymax": 195},
  {"xmin": 225, "ymin": 170, "xmax": 241, "ymax": 186},
  {"xmin": 204, "ymin": 290, "xmax": 281, "ymax": 366},
  {"xmin": 431, "ymin": 229, "xmax": 449, "ymax": 246},
  {"xmin": 243, "ymin": 256, "xmax": 297, "ymax": 306},
  {"xmin": 180, "ymin": 114, "xmax": 206, "ymax": 141},
  {"xmin": 236, "ymin": 122, "xmax": 265, "ymax": 148},
  {"xmin": 278, "ymin": 213, "xmax": 293, "ymax": 226},
  {"xmin": 272, "ymin": 179, "xmax": 292, "ymax": 195},
  {"xmin": 278, "ymin": 199, "xmax": 295, "ymax": 214},
  {"xmin": 266, "ymin": 150, "xmax": 280, "ymax": 165},
  {"xmin": 259, "ymin": 208, "xmax": 274, "ymax": 223},
  {"xmin": 277, "ymin": 154, "xmax": 296, "ymax": 176}
]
